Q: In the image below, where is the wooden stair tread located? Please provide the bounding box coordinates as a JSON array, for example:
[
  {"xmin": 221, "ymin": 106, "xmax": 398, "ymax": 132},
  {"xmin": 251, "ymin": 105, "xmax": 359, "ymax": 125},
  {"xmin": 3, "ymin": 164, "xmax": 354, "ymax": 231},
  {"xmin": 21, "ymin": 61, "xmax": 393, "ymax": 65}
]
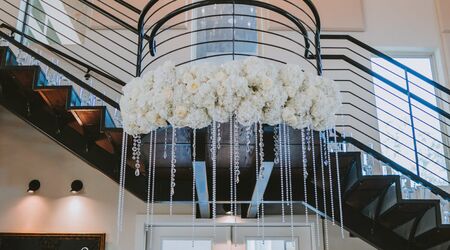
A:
[
  {"xmin": 345, "ymin": 175, "xmax": 398, "ymax": 210},
  {"xmin": 378, "ymin": 200, "xmax": 438, "ymax": 229},
  {"xmin": 35, "ymin": 86, "xmax": 73, "ymax": 110}
]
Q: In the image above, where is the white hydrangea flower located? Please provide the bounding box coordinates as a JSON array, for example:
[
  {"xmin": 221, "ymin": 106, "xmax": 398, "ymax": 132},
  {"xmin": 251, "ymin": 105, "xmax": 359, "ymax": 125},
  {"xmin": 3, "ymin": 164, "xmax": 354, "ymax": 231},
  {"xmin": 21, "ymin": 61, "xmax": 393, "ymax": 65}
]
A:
[{"xmin": 120, "ymin": 57, "xmax": 341, "ymax": 134}]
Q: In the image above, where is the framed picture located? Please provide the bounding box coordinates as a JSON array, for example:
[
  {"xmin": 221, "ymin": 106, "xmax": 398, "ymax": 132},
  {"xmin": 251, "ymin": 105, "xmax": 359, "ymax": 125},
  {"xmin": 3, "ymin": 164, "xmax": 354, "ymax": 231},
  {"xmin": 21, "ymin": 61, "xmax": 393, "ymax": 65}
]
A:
[{"xmin": 0, "ymin": 233, "xmax": 105, "ymax": 250}]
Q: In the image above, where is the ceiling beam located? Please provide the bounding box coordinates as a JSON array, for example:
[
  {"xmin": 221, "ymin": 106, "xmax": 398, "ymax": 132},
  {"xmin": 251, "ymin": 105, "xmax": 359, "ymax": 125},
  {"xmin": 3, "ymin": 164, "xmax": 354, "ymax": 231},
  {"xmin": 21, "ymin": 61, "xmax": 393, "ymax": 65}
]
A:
[
  {"xmin": 246, "ymin": 161, "xmax": 274, "ymax": 218},
  {"xmin": 194, "ymin": 161, "xmax": 210, "ymax": 218}
]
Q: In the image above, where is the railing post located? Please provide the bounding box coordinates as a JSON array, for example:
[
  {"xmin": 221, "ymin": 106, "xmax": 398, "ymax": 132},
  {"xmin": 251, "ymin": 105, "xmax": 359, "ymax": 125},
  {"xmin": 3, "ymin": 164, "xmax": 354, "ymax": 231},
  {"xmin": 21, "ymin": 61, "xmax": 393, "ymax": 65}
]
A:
[
  {"xmin": 20, "ymin": 0, "xmax": 31, "ymax": 44},
  {"xmin": 405, "ymin": 70, "xmax": 420, "ymax": 176}
]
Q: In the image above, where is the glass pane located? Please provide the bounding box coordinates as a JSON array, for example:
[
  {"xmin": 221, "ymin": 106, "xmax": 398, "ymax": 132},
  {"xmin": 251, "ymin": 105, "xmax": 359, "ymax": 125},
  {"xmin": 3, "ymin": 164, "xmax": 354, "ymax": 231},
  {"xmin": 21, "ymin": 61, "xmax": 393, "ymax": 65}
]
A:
[
  {"xmin": 162, "ymin": 239, "xmax": 212, "ymax": 250},
  {"xmin": 247, "ymin": 239, "xmax": 296, "ymax": 250}
]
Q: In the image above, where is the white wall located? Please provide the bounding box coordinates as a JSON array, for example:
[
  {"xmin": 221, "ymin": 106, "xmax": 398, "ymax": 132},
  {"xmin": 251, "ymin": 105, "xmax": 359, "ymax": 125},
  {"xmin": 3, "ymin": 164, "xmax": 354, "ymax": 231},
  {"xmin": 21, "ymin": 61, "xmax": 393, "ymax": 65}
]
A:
[
  {"xmin": 0, "ymin": 106, "xmax": 375, "ymax": 250},
  {"xmin": 0, "ymin": 105, "xmax": 145, "ymax": 250}
]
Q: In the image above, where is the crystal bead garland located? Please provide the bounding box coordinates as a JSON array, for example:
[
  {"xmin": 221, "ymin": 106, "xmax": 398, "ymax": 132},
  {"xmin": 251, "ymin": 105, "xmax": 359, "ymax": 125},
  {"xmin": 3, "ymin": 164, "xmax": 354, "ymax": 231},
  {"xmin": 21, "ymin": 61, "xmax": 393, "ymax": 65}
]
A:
[
  {"xmin": 212, "ymin": 121, "xmax": 218, "ymax": 237},
  {"xmin": 163, "ymin": 128, "xmax": 168, "ymax": 159},
  {"xmin": 319, "ymin": 132, "xmax": 330, "ymax": 250},
  {"xmin": 285, "ymin": 124, "xmax": 295, "ymax": 245},
  {"xmin": 258, "ymin": 122, "xmax": 265, "ymax": 179},
  {"xmin": 310, "ymin": 128, "xmax": 321, "ymax": 247},
  {"xmin": 169, "ymin": 128, "xmax": 177, "ymax": 215},
  {"xmin": 246, "ymin": 126, "xmax": 252, "ymax": 153},
  {"xmin": 234, "ymin": 119, "xmax": 241, "ymax": 185},
  {"xmin": 146, "ymin": 131, "xmax": 154, "ymax": 228},
  {"xmin": 258, "ymin": 122, "xmax": 266, "ymax": 244},
  {"xmin": 278, "ymin": 125, "xmax": 286, "ymax": 223},
  {"xmin": 217, "ymin": 123, "xmax": 222, "ymax": 150},
  {"xmin": 132, "ymin": 135, "xmax": 142, "ymax": 176},
  {"xmin": 333, "ymin": 127, "xmax": 345, "ymax": 238},
  {"xmin": 301, "ymin": 128, "xmax": 309, "ymax": 224},
  {"xmin": 255, "ymin": 123, "xmax": 261, "ymax": 237},
  {"xmin": 282, "ymin": 124, "xmax": 290, "ymax": 220},
  {"xmin": 233, "ymin": 118, "xmax": 240, "ymax": 221},
  {"xmin": 229, "ymin": 115, "xmax": 234, "ymax": 219},
  {"xmin": 326, "ymin": 130, "xmax": 335, "ymax": 225},
  {"xmin": 149, "ymin": 131, "xmax": 157, "ymax": 247},
  {"xmin": 116, "ymin": 132, "xmax": 128, "ymax": 243},
  {"xmin": 192, "ymin": 129, "xmax": 197, "ymax": 247},
  {"xmin": 273, "ymin": 125, "xmax": 280, "ymax": 165}
]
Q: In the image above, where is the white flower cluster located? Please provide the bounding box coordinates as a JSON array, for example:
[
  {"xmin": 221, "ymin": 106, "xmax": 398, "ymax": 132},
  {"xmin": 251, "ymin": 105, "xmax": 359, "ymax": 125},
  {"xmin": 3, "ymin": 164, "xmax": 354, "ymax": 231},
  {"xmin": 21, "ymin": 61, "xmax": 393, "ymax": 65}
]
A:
[{"xmin": 120, "ymin": 57, "xmax": 341, "ymax": 135}]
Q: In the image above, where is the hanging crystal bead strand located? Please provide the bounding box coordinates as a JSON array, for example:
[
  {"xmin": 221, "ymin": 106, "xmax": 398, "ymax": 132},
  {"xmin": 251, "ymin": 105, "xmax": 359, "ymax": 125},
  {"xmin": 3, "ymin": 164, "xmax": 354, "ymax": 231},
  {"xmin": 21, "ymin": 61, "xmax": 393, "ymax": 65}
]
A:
[
  {"xmin": 319, "ymin": 132, "xmax": 329, "ymax": 250},
  {"xmin": 233, "ymin": 118, "xmax": 240, "ymax": 248},
  {"xmin": 258, "ymin": 122, "xmax": 266, "ymax": 245},
  {"xmin": 246, "ymin": 126, "xmax": 252, "ymax": 153},
  {"xmin": 149, "ymin": 131, "xmax": 157, "ymax": 247},
  {"xmin": 310, "ymin": 128, "xmax": 321, "ymax": 248},
  {"xmin": 229, "ymin": 115, "xmax": 234, "ymax": 220},
  {"xmin": 334, "ymin": 127, "xmax": 345, "ymax": 238},
  {"xmin": 217, "ymin": 122, "xmax": 222, "ymax": 150},
  {"xmin": 116, "ymin": 132, "xmax": 128, "ymax": 243},
  {"xmin": 301, "ymin": 128, "xmax": 309, "ymax": 224},
  {"xmin": 192, "ymin": 129, "xmax": 197, "ymax": 247},
  {"xmin": 169, "ymin": 128, "xmax": 177, "ymax": 215},
  {"xmin": 132, "ymin": 135, "xmax": 142, "ymax": 176},
  {"xmin": 146, "ymin": 132, "xmax": 154, "ymax": 229},
  {"xmin": 255, "ymin": 123, "xmax": 261, "ymax": 237},
  {"xmin": 163, "ymin": 128, "xmax": 168, "ymax": 159},
  {"xmin": 285, "ymin": 124, "xmax": 294, "ymax": 245},
  {"xmin": 326, "ymin": 129, "xmax": 335, "ymax": 225},
  {"xmin": 279, "ymin": 125, "xmax": 286, "ymax": 223},
  {"xmin": 212, "ymin": 121, "xmax": 218, "ymax": 238},
  {"xmin": 282, "ymin": 124, "xmax": 289, "ymax": 221}
]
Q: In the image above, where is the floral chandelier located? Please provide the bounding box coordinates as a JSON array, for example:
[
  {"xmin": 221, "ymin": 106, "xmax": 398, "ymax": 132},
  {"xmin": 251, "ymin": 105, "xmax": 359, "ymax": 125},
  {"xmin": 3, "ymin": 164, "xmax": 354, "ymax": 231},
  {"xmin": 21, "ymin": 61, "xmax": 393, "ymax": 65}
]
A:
[{"xmin": 118, "ymin": 57, "xmax": 343, "ymax": 248}]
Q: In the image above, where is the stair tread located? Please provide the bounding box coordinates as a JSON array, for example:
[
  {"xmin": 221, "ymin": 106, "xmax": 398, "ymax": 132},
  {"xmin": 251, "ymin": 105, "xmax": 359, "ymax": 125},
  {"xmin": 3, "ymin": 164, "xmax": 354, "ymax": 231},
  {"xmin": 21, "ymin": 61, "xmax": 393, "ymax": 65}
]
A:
[
  {"xmin": 414, "ymin": 226, "xmax": 450, "ymax": 248},
  {"xmin": 378, "ymin": 199, "xmax": 439, "ymax": 229},
  {"xmin": 345, "ymin": 175, "xmax": 398, "ymax": 210}
]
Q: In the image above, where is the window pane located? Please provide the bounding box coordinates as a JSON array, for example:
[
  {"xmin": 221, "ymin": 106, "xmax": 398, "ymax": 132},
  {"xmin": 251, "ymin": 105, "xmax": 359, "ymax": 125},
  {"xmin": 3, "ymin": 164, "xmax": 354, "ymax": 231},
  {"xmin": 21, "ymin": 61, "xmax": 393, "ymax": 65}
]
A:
[
  {"xmin": 195, "ymin": 4, "xmax": 257, "ymax": 61},
  {"xmin": 372, "ymin": 57, "xmax": 448, "ymax": 185},
  {"xmin": 162, "ymin": 240, "xmax": 212, "ymax": 250}
]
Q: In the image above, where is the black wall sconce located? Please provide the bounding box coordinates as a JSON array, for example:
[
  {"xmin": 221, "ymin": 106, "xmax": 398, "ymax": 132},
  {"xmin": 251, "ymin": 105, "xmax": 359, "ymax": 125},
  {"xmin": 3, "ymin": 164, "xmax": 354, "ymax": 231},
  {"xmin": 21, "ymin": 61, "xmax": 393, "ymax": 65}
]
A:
[
  {"xmin": 27, "ymin": 180, "xmax": 40, "ymax": 194},
  {"xmin": 70, "ymin": 180, "xmax": 83, "ymax": 194}
]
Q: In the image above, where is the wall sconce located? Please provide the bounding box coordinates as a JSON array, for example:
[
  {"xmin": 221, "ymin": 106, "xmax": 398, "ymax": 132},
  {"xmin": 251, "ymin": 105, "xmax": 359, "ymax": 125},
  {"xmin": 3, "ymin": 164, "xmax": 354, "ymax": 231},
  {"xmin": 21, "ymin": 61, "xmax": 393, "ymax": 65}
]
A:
[
  {"xmin": 70, "ymin": 180, "xmax": 83, "ymax": 194},
  {"xmin": 27, "ymin": 180, "xmax": 40, "ymax": 194}
]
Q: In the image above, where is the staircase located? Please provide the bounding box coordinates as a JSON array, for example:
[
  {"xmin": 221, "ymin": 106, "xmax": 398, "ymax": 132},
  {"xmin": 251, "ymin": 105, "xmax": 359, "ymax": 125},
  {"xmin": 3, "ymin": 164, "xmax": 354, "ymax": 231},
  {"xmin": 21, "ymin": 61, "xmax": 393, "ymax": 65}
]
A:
[{"xmin": 1, "ymin": 0, "xmax": 450, "ymax": 249}]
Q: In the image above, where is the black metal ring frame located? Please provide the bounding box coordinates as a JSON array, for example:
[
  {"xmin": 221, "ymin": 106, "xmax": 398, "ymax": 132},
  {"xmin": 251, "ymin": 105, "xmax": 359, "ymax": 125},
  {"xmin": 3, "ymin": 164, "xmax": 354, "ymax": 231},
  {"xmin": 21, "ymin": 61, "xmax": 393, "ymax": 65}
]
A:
[{"xmin": 136, "ymin": 0, "xmax": 322, "ymax": 76}]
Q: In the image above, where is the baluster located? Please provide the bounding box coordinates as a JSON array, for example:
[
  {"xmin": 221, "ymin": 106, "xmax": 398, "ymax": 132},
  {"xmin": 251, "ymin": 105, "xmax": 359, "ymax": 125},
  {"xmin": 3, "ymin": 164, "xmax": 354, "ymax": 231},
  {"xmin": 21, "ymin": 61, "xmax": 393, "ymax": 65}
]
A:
[{"xmin": 405, "ymin": 70, "xmax": 420, "ymax": 176}]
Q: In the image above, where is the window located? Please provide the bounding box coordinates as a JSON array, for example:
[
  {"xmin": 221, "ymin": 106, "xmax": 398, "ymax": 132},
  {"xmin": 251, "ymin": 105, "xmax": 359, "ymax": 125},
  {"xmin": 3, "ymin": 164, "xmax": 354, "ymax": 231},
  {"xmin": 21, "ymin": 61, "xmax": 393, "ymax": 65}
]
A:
[
  {"xmin": 194, "ymin": 4, "xmax": 258, "ymax": 62},
  {"xmin": 372, "ymin": 56, "xmax": 448, "ymax": 185}
]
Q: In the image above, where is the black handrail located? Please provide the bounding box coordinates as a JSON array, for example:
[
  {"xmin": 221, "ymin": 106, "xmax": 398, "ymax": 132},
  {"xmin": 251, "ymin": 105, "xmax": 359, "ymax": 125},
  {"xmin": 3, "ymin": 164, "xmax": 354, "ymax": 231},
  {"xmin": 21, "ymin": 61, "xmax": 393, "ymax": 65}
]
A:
[
  {"xmin": 0, "ymin": 29, "xmax": 120, "ymax": 109},
  {"xmin": 321, "ymin": 34, "xmax": 450, "ymax": 96},
  {"xmin": 113, "ymin": 0, "xmax": 141, "ymax": 14},
  {"xmin": 0, "ymin": 24, "xmax": 126, "ymax": 87},
  {"xmin": 79, "ymin": 0, "xmax": 139, "ymax": 34}
]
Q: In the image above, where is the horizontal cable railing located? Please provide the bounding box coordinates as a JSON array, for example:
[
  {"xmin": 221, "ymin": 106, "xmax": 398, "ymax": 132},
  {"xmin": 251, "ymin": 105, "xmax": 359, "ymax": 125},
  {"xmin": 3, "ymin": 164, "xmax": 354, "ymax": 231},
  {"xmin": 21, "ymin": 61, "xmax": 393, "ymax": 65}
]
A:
[
  {"xmin": 0, "ymin": 32, "xmax": 122, "ymax": 127},
  {"xmin": 0, "ymin": 0, "xmax": 138, "ymax": 82},
  {"xmin": 319, "ymin": 35, "xmax": 450, "ymax": 200}
]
